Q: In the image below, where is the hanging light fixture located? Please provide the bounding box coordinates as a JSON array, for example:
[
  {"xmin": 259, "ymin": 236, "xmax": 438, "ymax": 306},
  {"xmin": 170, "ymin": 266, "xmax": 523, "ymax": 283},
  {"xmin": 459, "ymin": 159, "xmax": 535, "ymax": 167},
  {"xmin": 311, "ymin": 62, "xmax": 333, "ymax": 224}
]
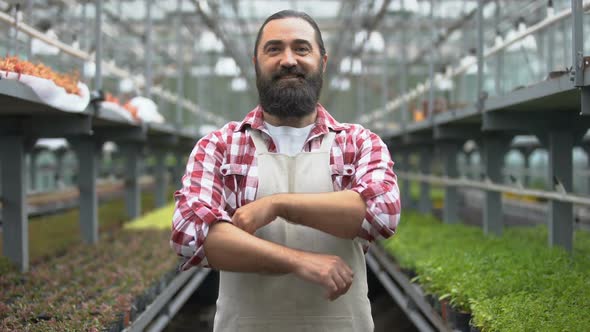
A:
[
  {"xmin": 339, "ymin": 57, "xmax": 363, "ymax": 75},
  {"xmin": 214, "ymin": 57, "xmax": 240, "ymax": 76}
]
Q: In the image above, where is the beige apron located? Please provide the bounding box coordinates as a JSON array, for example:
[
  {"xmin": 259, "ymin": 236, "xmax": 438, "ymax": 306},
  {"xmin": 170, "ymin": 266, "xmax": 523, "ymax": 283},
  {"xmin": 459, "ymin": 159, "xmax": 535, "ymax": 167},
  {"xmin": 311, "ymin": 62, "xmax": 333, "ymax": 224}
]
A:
[{"xmin": 213, "ymin": 129, "xmax": 374, "ymax": 332}]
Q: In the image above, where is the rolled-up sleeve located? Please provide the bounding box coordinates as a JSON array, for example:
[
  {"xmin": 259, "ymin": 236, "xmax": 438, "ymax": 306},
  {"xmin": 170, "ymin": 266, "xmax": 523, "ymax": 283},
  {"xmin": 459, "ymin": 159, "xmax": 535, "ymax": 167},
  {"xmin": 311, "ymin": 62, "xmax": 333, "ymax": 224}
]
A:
[
  {"xmin": 349, "ymin": 129, "xmax": 401, "ymax": 245},
  {"xmin": 170, "ymin": 131, "xmax": 232, "ymax": 270}
]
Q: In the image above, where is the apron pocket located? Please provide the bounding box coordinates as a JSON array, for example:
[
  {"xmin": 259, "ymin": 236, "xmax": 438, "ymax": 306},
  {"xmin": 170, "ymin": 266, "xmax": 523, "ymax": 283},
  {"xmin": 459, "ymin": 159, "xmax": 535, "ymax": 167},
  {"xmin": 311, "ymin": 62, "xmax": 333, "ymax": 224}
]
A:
[{"xmin": 237, "ymin": 315, "xmax": 354, "ymax": 332}]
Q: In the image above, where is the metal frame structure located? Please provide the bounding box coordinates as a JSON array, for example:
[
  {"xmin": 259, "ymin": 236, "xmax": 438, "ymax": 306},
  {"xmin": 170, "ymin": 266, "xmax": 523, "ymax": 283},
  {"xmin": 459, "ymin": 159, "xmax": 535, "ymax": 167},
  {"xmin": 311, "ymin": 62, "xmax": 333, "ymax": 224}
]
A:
[
  {"xmin": 0, "ymin": 1, "xmax": 210, "ymax": 272},
  {"xmin": 366, "ymin": 245, "xmax": 450, "ymax": 332},
  {"xmin": 123, "ymin": 268, "xmax": 210, "ymax": 332},
  {"xmin": 0, "ymin": 1, "xmax": 588, "ymax": 331},
  {"xmin": 375, "ymin": 1, "xmax": 589, "ymax": 252}
]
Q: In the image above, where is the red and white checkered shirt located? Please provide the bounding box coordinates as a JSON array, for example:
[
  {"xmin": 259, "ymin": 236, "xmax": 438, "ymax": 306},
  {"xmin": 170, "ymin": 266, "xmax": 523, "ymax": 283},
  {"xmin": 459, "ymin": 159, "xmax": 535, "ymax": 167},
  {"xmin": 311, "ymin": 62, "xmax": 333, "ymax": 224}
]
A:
[{"xmin": 171, "ymin": 104, "xmax": 401, "ymax": 270}]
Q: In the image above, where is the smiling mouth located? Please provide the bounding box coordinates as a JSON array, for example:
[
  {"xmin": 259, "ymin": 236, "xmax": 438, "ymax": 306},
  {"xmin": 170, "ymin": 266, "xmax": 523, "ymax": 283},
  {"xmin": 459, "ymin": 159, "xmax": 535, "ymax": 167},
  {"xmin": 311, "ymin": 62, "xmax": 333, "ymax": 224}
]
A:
[{"xmin": 279, "ymin": 75, "xmax": 302, "ymax": 80}]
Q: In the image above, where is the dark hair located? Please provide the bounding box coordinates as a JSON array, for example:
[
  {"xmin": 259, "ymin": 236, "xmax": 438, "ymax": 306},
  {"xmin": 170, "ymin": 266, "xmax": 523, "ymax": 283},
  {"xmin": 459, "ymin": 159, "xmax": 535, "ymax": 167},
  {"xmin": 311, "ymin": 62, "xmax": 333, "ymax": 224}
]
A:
[{"xmin": 253, "ymin": 10, "xmax": 326, "ymax": 58}]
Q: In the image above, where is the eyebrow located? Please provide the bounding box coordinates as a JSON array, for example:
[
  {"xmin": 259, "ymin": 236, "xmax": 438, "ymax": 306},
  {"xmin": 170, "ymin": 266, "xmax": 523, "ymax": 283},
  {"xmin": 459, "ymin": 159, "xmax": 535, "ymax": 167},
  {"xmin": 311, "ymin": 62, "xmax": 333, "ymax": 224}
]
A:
[{"xmin": 262, "ymin": 39, "xmax": 314, "ymax": 51}]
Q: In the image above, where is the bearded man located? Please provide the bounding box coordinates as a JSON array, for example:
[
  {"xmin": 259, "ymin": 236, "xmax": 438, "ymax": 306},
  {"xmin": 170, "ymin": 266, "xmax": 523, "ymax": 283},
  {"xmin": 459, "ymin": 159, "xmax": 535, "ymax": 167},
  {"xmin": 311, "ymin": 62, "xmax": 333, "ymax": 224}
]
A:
[{"xmin": 171, "ymin": 10, "xmax": 401, "ymax": 332}]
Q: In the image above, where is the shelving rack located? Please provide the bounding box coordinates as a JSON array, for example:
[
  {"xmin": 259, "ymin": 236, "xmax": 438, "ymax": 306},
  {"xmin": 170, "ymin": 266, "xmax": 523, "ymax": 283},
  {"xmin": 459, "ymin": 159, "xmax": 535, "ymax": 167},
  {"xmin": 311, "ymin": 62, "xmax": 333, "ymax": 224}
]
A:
[{"xmin": 369, "ymin": 0, "xmax": 589, "ymax": 253}]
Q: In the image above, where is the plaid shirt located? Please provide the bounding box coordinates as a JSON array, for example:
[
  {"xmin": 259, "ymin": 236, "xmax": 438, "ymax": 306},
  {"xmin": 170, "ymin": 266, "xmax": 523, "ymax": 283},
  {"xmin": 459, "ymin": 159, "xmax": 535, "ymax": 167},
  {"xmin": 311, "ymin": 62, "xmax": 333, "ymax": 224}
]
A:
[{"xmin": 171, "ymin": 104, "xmax": 401, "ymax": 270}]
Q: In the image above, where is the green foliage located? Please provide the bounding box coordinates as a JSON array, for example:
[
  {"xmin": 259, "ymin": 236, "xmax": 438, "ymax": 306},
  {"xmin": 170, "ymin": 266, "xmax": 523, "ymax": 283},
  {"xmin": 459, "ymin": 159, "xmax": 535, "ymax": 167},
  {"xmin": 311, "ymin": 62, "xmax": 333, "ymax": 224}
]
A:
[
  {"xmin": 0, "ymin": 228, "xmax": 179, "ymax": 331},
  {"xmin": 125, "ymin": 203, "xmax": 175, "ymax": 230},
  {"xmin": 383, "ymin": 211, "xmax": 590, "ymax": 331},
  {"xmin": 0, "ymin": 201, "xmax": 180, "ymax": 331},
  {"xmin": 407, "ymin": 181, "xmax": 445, "ymax": 202},
  {"xmin": 0, "ymin": 187, "xmax": 175, "ymax": 263}
]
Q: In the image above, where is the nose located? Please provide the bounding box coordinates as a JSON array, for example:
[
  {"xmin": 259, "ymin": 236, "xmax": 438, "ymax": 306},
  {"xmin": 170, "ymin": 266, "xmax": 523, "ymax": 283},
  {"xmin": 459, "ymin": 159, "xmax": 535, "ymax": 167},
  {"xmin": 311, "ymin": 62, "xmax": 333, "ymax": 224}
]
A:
[{"xmin": 280, "ymin": 49, "xmax": 297, "ymax": 68}]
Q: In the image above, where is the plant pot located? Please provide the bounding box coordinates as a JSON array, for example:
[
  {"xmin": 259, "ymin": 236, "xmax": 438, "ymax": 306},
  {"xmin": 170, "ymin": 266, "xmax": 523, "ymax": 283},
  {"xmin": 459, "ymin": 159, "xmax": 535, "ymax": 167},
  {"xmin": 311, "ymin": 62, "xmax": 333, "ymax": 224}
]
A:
[
  {"xmin": 470, "ymin": 325, "xmax": 482, "ymax": 332},
  {"xmin": 400, "ymin": 267, "xmax": 417, "ymax": 280},
  {"xmin": 443, "ymin": 301, "xmax": 472, "ymax": 332},
  {"xmin": 129, "ymin": 301, "xmax": 138, "ymax": 322},
  {"xmin": 117, "ymin": 312, "xmax": 125, "ymax": 330},
  {"xmin": 123, "ymin": 309, "xmax": 131, "ymax": 327},
  {"xmin": 135, "ymin": 295, "xmax": 145, "ymax": 313},
  {"xmin": 425, "ymin": 294, "xmax": 442, "ymax": 316}
]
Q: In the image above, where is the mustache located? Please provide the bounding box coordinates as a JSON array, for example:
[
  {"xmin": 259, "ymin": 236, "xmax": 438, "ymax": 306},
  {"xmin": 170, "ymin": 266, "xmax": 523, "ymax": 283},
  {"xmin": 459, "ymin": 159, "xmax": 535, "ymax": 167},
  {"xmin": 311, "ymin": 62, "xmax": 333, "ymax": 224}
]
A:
[{"xmin": 272, "ymin": 66, "xmax": 306, "ymax": 80}]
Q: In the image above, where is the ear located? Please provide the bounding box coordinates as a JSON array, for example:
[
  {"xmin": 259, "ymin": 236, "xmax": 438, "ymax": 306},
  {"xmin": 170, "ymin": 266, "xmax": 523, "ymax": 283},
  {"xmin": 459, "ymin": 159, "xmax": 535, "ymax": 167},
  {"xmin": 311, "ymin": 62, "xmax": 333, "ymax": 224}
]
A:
[
  {"xmin": 322, "ymin": 54, "xmax": 328, "ymax": 73},
  {"xmin": 252, "ymin": 56, "xmax": 257, "ymax": 66}
]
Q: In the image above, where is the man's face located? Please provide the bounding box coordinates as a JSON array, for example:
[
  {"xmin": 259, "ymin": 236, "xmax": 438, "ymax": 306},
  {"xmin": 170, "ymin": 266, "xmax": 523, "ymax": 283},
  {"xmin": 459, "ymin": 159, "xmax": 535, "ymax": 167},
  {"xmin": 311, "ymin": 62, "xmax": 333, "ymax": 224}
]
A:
[{"xmin": 254, "ymin": 17, "xmax": 328, "ymax": 119}]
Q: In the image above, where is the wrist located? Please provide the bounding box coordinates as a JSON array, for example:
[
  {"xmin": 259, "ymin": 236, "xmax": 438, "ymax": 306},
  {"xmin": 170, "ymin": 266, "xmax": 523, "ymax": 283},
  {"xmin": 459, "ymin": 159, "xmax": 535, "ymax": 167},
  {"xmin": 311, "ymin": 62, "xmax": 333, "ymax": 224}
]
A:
[{"xmin": 285, "ymin": 248, "xmax": 307, "ymax": 275}]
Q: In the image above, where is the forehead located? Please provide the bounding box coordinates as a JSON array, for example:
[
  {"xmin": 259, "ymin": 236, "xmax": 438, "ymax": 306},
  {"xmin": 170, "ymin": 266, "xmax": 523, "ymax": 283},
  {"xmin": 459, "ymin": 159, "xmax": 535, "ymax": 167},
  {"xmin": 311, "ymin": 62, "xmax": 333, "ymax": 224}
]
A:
[{"xmin": 259, "ymin": 17, "xmax": 318, "ymax": 47}]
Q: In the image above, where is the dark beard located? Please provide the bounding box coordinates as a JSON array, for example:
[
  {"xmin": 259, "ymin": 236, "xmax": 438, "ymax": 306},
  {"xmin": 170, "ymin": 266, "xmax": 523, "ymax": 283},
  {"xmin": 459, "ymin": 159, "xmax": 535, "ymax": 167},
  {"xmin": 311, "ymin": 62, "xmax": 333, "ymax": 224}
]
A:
[{"xmin": 255, "ymin": 62, "xmax": 323, "ymax": 119}]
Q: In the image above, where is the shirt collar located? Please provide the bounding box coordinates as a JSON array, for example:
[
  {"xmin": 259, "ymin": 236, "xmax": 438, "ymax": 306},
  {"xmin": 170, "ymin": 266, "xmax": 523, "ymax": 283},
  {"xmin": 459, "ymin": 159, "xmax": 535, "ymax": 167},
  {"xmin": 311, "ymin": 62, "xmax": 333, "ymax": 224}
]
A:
[{"xmin": 235, "ymin": 104, "xmax": 348, "ymax": 134}]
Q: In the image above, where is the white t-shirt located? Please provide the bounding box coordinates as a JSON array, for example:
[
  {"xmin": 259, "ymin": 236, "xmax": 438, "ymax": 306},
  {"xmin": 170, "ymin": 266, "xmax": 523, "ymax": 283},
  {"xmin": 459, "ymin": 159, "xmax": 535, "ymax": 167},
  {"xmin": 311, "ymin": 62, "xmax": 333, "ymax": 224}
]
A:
[{"xmin": 264, "ymin": 121, "xmax": 314, "ymax": 156}]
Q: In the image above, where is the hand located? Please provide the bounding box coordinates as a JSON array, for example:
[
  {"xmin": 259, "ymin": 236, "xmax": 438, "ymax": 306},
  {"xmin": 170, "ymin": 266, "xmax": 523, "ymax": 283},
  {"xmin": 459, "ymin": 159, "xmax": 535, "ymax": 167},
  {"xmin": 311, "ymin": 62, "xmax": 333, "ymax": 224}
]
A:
[
  {"xmin": 292, "ymin": 252, "xmax": 354, "ymax": 301},
  {"xmin": 232, "ymin": 195, "xmax": 280, "ymax": 234}
]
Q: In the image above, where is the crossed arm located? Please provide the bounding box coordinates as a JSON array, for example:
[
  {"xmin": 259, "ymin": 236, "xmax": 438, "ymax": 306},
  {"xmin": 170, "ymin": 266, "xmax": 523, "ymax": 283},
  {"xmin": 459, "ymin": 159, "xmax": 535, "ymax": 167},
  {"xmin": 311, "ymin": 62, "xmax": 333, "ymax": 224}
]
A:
[
  {"xmin": 173, "ymin": 128, "xmax": 400, "ymax": 300},
  {"xmin": 204, "ymin": 190, "xmax": 365, "ymax": 300}
]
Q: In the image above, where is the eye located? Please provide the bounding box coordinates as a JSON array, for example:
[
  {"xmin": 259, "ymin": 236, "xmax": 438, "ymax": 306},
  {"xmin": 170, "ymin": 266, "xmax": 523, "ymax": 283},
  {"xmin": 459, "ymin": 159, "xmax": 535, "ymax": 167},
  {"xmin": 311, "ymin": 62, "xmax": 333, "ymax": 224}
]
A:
[
  {"xmin": 295, "ymin": 47, "xmax": 310, "ymax": 55},
  {"xmin": 265, "ymin": 46, "xmax": 281, "ymax": 54}
]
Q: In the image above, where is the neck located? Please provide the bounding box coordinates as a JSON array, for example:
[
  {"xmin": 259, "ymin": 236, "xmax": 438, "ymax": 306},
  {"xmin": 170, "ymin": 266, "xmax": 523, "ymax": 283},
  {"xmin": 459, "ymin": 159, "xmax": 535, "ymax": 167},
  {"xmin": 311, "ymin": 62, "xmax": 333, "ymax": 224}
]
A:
[{"xmin": 263, "ymin": 109, "xmax": 317, "ymax": 128}]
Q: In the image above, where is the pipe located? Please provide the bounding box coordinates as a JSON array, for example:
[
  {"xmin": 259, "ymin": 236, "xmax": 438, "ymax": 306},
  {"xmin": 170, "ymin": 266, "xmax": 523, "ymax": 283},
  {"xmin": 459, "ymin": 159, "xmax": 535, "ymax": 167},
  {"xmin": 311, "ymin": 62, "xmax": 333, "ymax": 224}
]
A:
[
  {"xmin": 397, "ymin": 171, "xmax": 590, "ymax": 207},
  {"xmin": 146, "ymin": 269, "xmax": 210, "ymax": 332},
  {"xmin": 366, "ymin": 253, "xmax": 436, "ymax": 332}
]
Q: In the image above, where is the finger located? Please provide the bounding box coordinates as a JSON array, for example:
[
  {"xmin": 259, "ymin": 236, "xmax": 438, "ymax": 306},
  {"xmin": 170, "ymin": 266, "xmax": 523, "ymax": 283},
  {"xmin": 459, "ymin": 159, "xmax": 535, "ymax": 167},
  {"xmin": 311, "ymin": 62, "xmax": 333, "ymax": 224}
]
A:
[
  {"xmin": 325, "ymin": 279, "xmax": 339, "ymax": 301},
  {"xmin": 337, "ymin": 268, "xmax": 353, "ymax": 287},
  {"xmin": 343, "ymin": 262, "xmax": 354, "ymax": 277},
  {"xmin": 338, "ymin": 272, "xmax": 353, "ymax": 295},
  {"xmin": 330, "ymin": 272, "xmax": 352, "ymax": 301},
  {"xmin": 333, "ymin": 271, "xmax": 349, "ymax": 292}
]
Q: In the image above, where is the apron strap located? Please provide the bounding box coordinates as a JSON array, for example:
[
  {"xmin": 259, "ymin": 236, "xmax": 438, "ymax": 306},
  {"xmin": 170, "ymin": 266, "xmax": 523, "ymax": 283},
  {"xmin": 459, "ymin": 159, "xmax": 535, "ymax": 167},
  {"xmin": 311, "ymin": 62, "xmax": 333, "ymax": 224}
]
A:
[
  {"xmin": 319, "ymin": 132, "xmax": 336, "ymax": 152},
  {"xmin": 249, "ymin": 129, "xmax": 269, "ymax": 154}
]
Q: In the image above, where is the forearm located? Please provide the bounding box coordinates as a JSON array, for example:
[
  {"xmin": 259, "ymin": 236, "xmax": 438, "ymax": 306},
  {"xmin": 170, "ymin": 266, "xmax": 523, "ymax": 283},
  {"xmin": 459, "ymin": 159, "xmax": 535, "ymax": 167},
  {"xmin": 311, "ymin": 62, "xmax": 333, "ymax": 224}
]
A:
[
  {"xmin": 203, "ymin": 221, "xmax": 302, "ymax": 274},
  {"xmin": 275, "ymin": 190, "xmax": 366, "ymax": 239}
]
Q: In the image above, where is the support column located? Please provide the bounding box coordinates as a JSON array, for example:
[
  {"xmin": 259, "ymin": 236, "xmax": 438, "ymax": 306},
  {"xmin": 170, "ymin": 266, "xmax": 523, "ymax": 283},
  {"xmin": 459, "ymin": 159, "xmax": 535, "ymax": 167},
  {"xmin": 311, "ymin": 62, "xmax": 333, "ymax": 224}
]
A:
[
  {"xmin": 426, "ymin": 0, "xmax": 435, "ymax": 121},
  {"xmin": 175, "ymin": 151, "xmax": 185, "ymax": 188},
  {"xmin": 494, "ymin": 2, "xmax": 503, "ymax": 95},
  {"xmin": 25, "ymin": 0, "xmax": 33, "ymax": 59},
  {"xmin": 517, "ymin": 147, "xmax": 534, "ymax": 188},
  {"xmin": 144, "ymin": 0, "xmax": 153, "ymax": 98},
  {"xmin": 175, "ymin": 0, "xmax": 185, "ymax": 128},
  {"xmin": 71, "ymin": 138, "xmax": 100, "ymax": 244},
  {"xmin": 547, "ymin": 10, "xmax": 555, "ymax": 73},
  {"xmin": 463, "ymin": 150, "xmax": 472, "ymax": 179},
  {"xmin": 0, "ymin": 136, "xmax": 28, "ymax": 272},
  {"xmin": 54, "ymin": 148, "xmax": 68, "ymax": 189},
  {"xmin": 546, "ymin": 131, "xmax": 574, "ymax": 251},
  {"xmin": 94, "ymin": 0, "xmax": 103, "ymax": 91},
  {"xmin": 480, "ymin": 134, "xmax": 510, "ymax": 236},
  {"xmin": 154, "ymin": 149, "xmax": 167, "ymax": 208},
  {"xmin": 29, "ymin": 147, "xmax": 41, "ymax": 192},
  {"xmin": 122, "ymin": 143, "xmax": 142, "ymax": 219},
  {"xmin": 399, "ymin": 9, "xmax": 409, "ymax": 131},
  {"xmin": 356, "ymin": 57, "xmax": 366, "ymax": 122},
  {"xmin": 439, "ymin": 142, "xmax": 460, "ymax": 223},
  {"xmin": 570, "ymin": 0, "xmax": 584, "ymax": 87},
  {"xmin": 583, "ymin": 145, "xmax": 590, "ymax": 195},
  {"xmin": 418, "ymin": 146, "xmax": 433, "ymax": 214},
  {"xmin": 399, "ymin": 150, "xmax": 412, "ymax": 210},
  {"xmin": 476, "ymin": 0, "xmax": 484, "ymax": 102},
  {"xmin": 381, "ymin": 43, "xmax": 389, "ymax": 129}
]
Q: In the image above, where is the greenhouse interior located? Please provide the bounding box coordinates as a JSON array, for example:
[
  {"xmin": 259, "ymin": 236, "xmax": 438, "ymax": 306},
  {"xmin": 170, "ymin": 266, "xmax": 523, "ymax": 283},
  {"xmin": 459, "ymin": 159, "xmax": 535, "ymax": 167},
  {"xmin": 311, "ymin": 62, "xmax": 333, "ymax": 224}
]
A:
[{"xmin": 0, "ymin": 0, "xmax": 589, "ymax": 331}]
